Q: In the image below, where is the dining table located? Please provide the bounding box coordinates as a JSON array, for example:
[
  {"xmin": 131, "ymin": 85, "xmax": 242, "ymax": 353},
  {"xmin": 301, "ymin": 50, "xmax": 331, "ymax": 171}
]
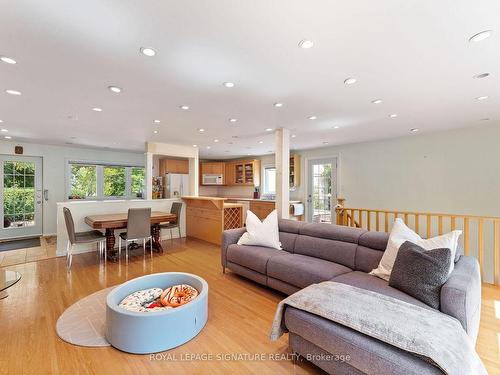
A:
[{"xmin": 84, "ymin": 211, "xmax": 177, "ymax": 261}]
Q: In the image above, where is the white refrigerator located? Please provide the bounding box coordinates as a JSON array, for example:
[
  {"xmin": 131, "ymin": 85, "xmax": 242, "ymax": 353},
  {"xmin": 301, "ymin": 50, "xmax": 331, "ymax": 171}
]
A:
[{"xmin": 164, "ymin": 173, "xmax": 190, "ymax": 199}]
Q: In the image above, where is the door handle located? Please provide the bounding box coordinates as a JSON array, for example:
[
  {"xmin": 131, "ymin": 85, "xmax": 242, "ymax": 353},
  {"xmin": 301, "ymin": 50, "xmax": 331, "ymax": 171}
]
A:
[{"xmin": 44, "ymin": 189, "xmax": 49, "ymax": 202}]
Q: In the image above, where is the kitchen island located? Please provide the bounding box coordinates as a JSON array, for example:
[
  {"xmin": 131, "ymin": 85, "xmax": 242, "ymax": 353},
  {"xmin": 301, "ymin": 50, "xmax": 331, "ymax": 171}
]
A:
[
  {"xmin": 224, "ymin": 197, "xmax": 304, "ymax": 221},
  {"xmin": 182, "ymin": 196, "xmax": 243, "ymax": 245}
]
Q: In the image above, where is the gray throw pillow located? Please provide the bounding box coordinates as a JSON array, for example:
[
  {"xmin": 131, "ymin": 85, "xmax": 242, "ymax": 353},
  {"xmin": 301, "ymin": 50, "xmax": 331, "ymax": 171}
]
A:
[{"xmin": 388, "ymin": 241, "xmax": 451, "ymax": 309}]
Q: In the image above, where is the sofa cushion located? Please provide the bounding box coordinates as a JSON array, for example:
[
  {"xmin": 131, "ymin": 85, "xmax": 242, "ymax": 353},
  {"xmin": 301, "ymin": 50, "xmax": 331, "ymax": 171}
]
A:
[
  {"xmin": 331, "ymin": 271, "xmax": 433, "ymax": 310},
  {"xmin": 299, "ymin": 222, "xmax": 366, "ymax": 243},
  {"xmin": 294, "ymin": 236, "xmax": 357, "ymax": 268},
  {"xmin": 226, "ymin": 244, "xmax": 287, "ymax": 274},
  {"xmin": 285, "ymin": 308, "xmax": 443, "ymax": 375},
  {"xmin": 279, "ymin": 232, "xmax": 297, "ymax": 252},
  {"xmin": 267, "ymin": 254, "xmax": 351, "ymax": 289},
  {"xmin": 358, "ymin": 230, "xmax": 389, "ymax": 250},
  {"xmin": 278, "ymin": 218, "xmax": 303, "ymax": 234}
]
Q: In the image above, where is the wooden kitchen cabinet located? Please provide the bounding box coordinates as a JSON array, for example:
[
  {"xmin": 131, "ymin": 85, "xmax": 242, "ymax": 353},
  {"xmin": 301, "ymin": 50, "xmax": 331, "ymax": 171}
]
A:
[
  {"xmin": 200, "ymin": 162, "xmax": 225, "ymax": 175},
  {"xmin": 225, "ymin": 159, "xmax": 260, "ymax": 186},
  {"xmin": 159, "ymin": 158, "xmax": 189, "ymax": 175}
]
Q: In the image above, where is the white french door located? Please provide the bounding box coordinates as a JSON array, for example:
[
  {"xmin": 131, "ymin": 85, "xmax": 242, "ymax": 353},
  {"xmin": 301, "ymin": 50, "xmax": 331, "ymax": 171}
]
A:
[
  {"xmin": 306, "ymin": 158, "xmax": 337, "ymax": 223},
  {"xmin": 0, "ymin": 155, "xmax": 43, "ymax": 239}
]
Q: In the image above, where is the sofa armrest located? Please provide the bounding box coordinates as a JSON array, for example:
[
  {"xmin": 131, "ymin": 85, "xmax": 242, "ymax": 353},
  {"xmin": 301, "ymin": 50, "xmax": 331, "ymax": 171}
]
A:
[
  {"xmin": 440, "ymin": 256, "xmax": 481, "ymax": 345},
  {"xmin": 221, "ymin": 228, "xmax": 247, "ymax": 270}
]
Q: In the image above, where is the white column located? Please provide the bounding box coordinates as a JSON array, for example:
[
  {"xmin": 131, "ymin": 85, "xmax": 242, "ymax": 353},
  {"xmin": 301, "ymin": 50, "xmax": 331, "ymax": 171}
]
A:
[
  {"xmin": 145, "ymin": 152, "xmax": 153, "ymax": 200},
  {"xmin": 275, "ymin": 128, "xmax": 290, "ymax": 219},
  {"xmin": 188, "ymin": 156, "xmax": 199, "ymax": 196}
]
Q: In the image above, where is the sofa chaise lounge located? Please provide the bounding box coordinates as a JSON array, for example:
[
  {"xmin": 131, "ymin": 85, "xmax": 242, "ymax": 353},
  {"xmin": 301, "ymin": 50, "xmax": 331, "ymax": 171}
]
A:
[{"xmin": 221, "ymin": 219, "xmax": 481, "ymax": 375}]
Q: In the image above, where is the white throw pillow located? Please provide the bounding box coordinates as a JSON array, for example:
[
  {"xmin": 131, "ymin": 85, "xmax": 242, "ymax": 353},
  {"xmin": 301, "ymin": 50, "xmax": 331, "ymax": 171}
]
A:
[
  {"xmin": 237, "ymin": 210, "xmax": 282, "ymax": 250},
  {"xmin": 370, "ymin": 218, "xmax": 462, "ymax": 281}
]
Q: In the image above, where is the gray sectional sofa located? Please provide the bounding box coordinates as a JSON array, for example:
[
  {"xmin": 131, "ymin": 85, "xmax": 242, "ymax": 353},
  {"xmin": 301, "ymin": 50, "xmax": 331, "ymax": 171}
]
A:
[{"xmin": 221, "ymin": 219, "xmax": 481, "ymax": 375}]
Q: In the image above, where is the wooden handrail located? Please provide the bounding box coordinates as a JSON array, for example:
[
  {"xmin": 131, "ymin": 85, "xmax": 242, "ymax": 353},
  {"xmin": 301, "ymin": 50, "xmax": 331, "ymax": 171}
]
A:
[{"xmin": 335, "ymin": 198, "xmax": 500, "ymax": 285}]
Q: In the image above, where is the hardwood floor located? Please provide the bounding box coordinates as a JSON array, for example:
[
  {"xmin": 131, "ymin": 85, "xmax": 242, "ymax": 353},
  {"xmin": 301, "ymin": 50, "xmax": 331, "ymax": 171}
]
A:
[{"xmin": 0, "ymin": 238, "xmax": 499, "ymax": 374}]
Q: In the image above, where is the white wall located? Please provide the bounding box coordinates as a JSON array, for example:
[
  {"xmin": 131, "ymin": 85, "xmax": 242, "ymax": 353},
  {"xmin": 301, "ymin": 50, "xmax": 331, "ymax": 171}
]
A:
[
  {"xmin": 0, "ymin": 141, "xmax": 144, "ymax": 235},
  {"xmin": 293, "ymin": 123, "xmax": 500, "ymax": 217}
]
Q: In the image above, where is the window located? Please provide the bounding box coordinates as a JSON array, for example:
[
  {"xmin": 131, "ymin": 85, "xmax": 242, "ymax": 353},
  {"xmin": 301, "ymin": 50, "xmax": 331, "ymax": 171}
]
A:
[
  {"xmin": 70, "ymin": 165, "xmax": 97, "ymax": 199},
  {"xmin": 131, "ymin": 167, "xmax": 146, "ymax": 198},
  {"xmin": 103, "ymin": 166, "xmax": 126, "ymax": 197},
  {"xmin": 263, "ymin": 165, "xmax": 276, "ymax": 195},
  {"xmin": 67, "ymin": 162, "xmax": 145, "ymax": 200}
]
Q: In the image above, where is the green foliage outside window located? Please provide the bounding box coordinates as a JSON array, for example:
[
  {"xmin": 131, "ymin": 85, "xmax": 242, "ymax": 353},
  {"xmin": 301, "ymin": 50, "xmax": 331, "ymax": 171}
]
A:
[
  {"xmin": 104, "ymin": 167, "xmax": 126, "ymax": 196},
  {"xmin": 131, "ymin": 168, "xmax": 145, "ymax": 197},
  {"xmin": 70, "ymin": 165, "xmax": 96, "ymax": 199}
]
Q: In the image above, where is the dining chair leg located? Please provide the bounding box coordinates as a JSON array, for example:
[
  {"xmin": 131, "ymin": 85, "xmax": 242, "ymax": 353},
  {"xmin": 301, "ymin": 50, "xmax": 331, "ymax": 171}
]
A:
[
  {"xmin": 118, "ymin": 237, "xmax": 122, "ymax": 259},
  {"xmin": 170, "ymin": 228, "xmax": 173, "ymax": 241},
  {"xmin": 67, "ymin": 243, "xmax": 73, "ymax": 270},
  {"xmin": 143, "ymin": 238, "xmax": 146, "ymax": 255},
  {"xmin": 103, "ymin": 240, "xmax": 107, "ymax": 261},
  {"xmin": 150, "ymin": 236, "xmax": 153, "ymax": 257},
  {"xmin": 178, "ymin": 226, "xmax": 181, "ymax": 239},
  {"xmin": 66, "ymin": 241, "xmax": 71, "ymax": 270},
  {"xmin": 126, "ymin": 239, "xmax": 129, "ymax": 262}
]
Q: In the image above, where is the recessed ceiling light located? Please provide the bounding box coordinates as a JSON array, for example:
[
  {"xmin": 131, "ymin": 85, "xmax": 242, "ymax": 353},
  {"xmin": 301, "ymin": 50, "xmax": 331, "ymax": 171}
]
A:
[
  {"xmin": 247, "ymin": 153, "xmax": 252, "ymax": 156},
  {"xmin": 198, "ymin": 128, "xmax": 205, "ymax": 133},
  {"xmin": 229, "ymin": 118, "xmax": 237, "ymax": 123},
  {"xmin": 153, "ymin": 119, "xmax": 161, "ymax": 123},
  {"xmin": 0, "ymin": 56, "xmax": 16, "ymax": 64},
  {"xmin": 214, "ymin": 139, "xmax": 219, "ymax": 143},
  {"xmin": 92, "ymin": 107, "xmax": 102, "ymax": 112},
  {"xmin": 265, "ymin": 128, "xmax": 273, "ymax": 132},
  {"xmin": 344, "ymin": 77, "xmax": 357, "ymax": 85},
  {"xmin": 153, "ymin": 130, "xmax": 159, "ymax": 134},
  {"xmin": 308, "ymin": 116, "xmax": 317, "ymax": 120},
  {"xmin": 410, "ymin": 128, "xmax": 419, "ymax": 133},
  {"xmin": 469, "ymin": 30, "xmax": 493, "ymax": 43},
  {"xmin": 389, "ymin": 114, "xmax": 398, "ymax": 118},
  {"xmin": 223, "ymin": 82, "xmax": 235, "ymax": 88},
  {"xmin": 4, "ymin": 135, "xmax": 12, "ymax": 139},
  {"xmin": 473, "ymin": 73, "xmax": 490, "ymax": 79},
  {"xmin": 1, "ymin": 129, "xmax": 8, "ymax": 132},
  {"xmin": 140, "ymin": 47, "xmax": 156, "ymax": 57},
  {"xmin": 274, "ymin": 102, "xmax": 283, "ymax": 107},
  {"xmin": 192, "ymin": 144, "xmax": 198, "ymax": 147},
  {"xmin": 476, "ymin": 96, "xmax": 489, "ymax": 101},
  {"xmin": 371, "ymin": 99, "xmax": 382, "ymax": 104},
  {"xmin": 333, "ymin": 125, "xmax": 340, "ymax": 129},
  {"xmin": 108, "ymin": 86, "xmax": 122, "ymax": 93},
  {"xmin": 298, "ymin": 40, "xmax": 314, "ymax": 49},
  {"xmin": 258, "ymin": 140, "xmax": 264, "ymax": 144},
  {"xmin": 5, "ymin": 89, "xmax": 21, "ymax": 95},
  {"xmin": 291, "ymin": 134, "xmax": 297, "ymax": 138},
  {"xmin": 179, "ymin": 105, "xmax": 190, "ymax": 110},
  {"xmin": 0, "ymin": 119, "xmax": 3, "ymax": 122},
  {"xmin": 206, "ymin": 146, "xmax": 211, "ymax": 149}
]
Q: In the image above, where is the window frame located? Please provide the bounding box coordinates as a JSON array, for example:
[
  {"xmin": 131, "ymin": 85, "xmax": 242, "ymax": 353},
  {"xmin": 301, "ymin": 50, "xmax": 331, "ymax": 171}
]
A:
[{"xmin": 66, "ymin": 160, "xmax": 145, "ymax": 201}]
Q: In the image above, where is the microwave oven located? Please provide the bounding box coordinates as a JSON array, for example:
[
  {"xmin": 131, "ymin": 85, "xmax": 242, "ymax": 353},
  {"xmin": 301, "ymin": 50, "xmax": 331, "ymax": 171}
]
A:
[{"xmin": 202, "ymin": 174, "xmax": 224, "ymax": 185}]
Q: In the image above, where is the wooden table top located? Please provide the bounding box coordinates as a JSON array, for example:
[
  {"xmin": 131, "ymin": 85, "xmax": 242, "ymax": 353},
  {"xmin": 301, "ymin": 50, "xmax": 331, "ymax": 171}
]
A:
[{"xmin": 85, "ymin": 211, "xmax": 176, "ymax": 229}]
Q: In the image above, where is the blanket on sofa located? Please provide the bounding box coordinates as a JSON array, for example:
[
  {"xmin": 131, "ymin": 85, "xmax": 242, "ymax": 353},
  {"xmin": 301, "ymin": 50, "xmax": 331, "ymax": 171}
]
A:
[{"xmin": 270, "ymin": 281, "xmax": 487, "ymax": 375}]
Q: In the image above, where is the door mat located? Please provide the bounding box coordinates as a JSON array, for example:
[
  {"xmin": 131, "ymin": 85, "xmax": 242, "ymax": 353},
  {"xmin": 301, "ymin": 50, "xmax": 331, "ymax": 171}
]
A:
[{"xmin": 0, "ymin": 237, "xmax": 41, "ymax": 252}]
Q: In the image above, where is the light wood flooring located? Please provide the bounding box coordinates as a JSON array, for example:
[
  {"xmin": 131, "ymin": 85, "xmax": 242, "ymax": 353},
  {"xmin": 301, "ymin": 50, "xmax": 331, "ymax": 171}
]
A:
[{"xmin": 0, "ymin": 238, "xmax": 499, "ymax": 374}]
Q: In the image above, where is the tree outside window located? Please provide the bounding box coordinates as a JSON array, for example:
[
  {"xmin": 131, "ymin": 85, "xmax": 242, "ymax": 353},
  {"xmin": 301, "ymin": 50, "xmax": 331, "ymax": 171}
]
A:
[{"xmin": 104, "ymin": 167, "xmax": 126, "ymax": 197}]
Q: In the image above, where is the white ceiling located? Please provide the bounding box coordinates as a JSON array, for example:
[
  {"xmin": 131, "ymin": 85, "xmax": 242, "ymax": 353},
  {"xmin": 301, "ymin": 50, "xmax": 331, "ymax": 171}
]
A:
[{"xmin": 0, "ymin": 0, "xmax": 499, "ymax": 158}]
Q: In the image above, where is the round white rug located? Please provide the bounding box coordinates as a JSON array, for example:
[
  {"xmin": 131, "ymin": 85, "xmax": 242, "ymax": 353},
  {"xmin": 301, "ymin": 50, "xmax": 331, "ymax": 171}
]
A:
[{"xmin": 56, "ymin": 286, "xmax": 115, "ymax": 347}]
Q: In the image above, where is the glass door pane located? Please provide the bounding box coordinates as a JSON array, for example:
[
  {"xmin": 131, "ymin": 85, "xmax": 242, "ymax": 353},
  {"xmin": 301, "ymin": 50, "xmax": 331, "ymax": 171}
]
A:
[
  {"xmin": 307, "ymin": 158, "xmax": 336, "ymax": 223},
  {"xmin": 3, "ymin": 161, "xmax": 36, "ymax": 228}
]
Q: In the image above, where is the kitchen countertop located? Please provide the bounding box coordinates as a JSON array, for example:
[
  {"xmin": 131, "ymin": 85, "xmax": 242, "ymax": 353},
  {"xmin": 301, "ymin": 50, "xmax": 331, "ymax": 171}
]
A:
[{"xmin": 222, "ymin": 197, "xmax": 303, "ymax": 204}]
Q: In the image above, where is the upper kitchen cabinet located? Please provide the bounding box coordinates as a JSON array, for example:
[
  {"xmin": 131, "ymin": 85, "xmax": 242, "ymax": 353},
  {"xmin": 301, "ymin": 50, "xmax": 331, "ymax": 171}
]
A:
[
  {"xmin": 226, "ymin": 159, "xmax": 260, "ymax": 186},
  {"xmin": 159, "ymin": 158, "xmax": 189, "ymax": 175},
  {"xmin": 200, "ymin": 162, "xmax": 225, "ymax": 175},
  {"xmin": 289, "ymin": 154, "xmax": 301, "ymax": 189}
]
